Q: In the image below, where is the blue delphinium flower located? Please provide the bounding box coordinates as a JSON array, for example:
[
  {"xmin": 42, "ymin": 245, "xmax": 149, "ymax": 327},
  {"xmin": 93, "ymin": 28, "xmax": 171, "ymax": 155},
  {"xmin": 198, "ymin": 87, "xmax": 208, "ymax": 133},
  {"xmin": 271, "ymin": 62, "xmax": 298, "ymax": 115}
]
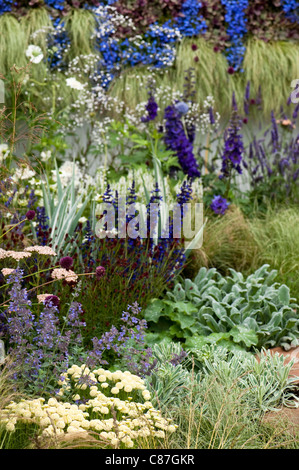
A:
[
  {"xmin": 210, "ymin": 195, "xmax": 230, "ymax": 215},
  {"xmin": 175, "ymin": 0, "xmax": 207, "ymax": 37},
  {"xmin": 44, "ymin": 0, "xmax": 65, "ymax": 10},
  {"xmin": 221, "ymin": 0, "xmax": 249, "ymax": 72},
  {"xmin": 47, "ymin": 17, "xmax": 71, "ymax": 70},
  {"xmin": 281, "ymin": 0, "xmax": 299, "ymax": 23},
  {"xmin": 0, "ymin": 0, "xmax": 13, "ymax": 14}
]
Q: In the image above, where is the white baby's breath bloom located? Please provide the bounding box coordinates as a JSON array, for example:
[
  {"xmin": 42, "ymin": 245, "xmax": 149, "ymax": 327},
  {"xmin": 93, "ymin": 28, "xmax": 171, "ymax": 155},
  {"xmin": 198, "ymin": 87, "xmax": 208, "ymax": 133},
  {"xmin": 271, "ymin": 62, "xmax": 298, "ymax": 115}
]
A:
[
  {"xmin": 0, "ymin": 144, "xmax": 9, "ymax": 163},
  {"xmin": 66, "ymin": 77, "xmax": 85, "ymax": 91},
  {"xmin": 40, "ymin": 150, "xmax": 52, "ymax": 161},
  {"xmin": 12, "ymin": 166, "xmax": 36, "ymax": 181},
  {"xmin": 26, "ymin": 45, "xmax": 44, "ymax": 64}
]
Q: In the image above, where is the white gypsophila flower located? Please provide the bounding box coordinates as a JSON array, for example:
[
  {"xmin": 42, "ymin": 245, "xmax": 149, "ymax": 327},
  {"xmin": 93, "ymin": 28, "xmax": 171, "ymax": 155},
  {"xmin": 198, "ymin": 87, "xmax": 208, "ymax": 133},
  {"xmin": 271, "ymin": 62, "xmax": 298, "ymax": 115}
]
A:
[
  {"xmin": 66, "ymin": 77, "xmax": 85, "ymax": 91},
  {"xmin": 0, "ymin": 144, "xmax": 9, "ymax": 163},
  {"xmin": 25, "ymin": 45, "xmax": 44, "ymax": 64},
  {"xmin": 52, "ymin": 160, "xmax": 82, "ymax": 188},
  {"xmin": 12, "ymin": 166, "xmax": 36, "ymax": 181},
  {"xmin": 40, "ymin": 150, "xmax": 52, "ymax": 162}
]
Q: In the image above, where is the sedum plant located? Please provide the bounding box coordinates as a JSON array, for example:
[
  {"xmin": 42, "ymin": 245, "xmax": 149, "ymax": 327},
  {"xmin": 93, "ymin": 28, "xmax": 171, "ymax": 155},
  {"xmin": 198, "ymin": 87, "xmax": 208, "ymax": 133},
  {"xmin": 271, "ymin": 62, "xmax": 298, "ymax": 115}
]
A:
[{"xmin": 144, "ymin": 264, "xmax": 299, "ymax": 352}]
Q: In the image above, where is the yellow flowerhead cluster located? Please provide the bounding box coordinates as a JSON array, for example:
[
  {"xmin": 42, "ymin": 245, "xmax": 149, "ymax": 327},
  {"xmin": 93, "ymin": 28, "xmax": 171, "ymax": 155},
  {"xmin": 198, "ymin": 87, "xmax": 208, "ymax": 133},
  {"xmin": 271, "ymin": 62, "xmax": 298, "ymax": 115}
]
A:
[{"xmin": 1, "ymin": 365, "xmax": 177, "ymax": 448}]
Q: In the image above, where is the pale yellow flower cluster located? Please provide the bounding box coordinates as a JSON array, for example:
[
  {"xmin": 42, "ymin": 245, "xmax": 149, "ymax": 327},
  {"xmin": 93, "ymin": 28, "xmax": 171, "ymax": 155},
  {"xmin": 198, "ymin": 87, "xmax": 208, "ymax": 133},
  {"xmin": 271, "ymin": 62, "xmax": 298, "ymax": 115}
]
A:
[
  {"xmin": 24, "ymin": 246, "xmax": 57, "ymax": 256},
  {"xmin": 0, "ymin": 248, "xmax": 32, "ymax": 261},
  {"xmin": 37, "ymin": 294, "xmax": 53, "ymax": 304},
  {"xmin": 51, "ymin": 268, "xmax": 78, "ymax": 283},
  {"xmin": 0, "ymin": 245, "xmax": 56, "ymax": 262},
  {"xmin": 2, "ymin": 365, "xmax": 177, "ymax": 448},
  {"xmin": 1, "ymin": 268, "xmax": 15, "ymax": 277}
]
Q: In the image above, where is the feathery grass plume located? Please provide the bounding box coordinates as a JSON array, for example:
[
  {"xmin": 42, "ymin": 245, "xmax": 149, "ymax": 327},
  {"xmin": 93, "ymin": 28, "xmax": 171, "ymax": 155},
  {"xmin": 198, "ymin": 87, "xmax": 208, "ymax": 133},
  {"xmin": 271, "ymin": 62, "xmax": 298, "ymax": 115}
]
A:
[
  {"xmin": 243, "ymin": 38, "xmax": 299, "ymax": 117},
  {"xmin": 0, "ymin": 14, "xmax": 27, "ymax": 76},
  {"xmin": 108, "ymin": 66, "xmax": 172, "ymax": 116},
  {"xmin": 20, "ymin": 6, "xmax": 53, "ymax": 54},
  {"xmin": 0, "ymin": 358, "xmax": 28, "ymax": 450},
  {"xmin": 64, "ymin": 8, "xmax": 97, "ymax": 61},
  {"xmin": 187, "ymin": 204, "xmax": 259, "ymax": 278},
  {"xmin": 175, "ymin": 37, "xmax": 235, "ymax": 116},
  {"xmin": 249, "ymin": 205, "xmax": 299, "ymax": 299}
]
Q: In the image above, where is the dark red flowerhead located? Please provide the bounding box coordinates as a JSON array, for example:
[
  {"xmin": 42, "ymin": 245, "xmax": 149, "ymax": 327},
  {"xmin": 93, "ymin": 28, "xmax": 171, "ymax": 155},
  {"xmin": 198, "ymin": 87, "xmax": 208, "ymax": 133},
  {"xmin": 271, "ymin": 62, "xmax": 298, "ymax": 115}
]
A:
[
  {"xmin": 26, "ymin": 210, "xmax": 36, "ymax": 220},
  {"xmin": 59, "ymin": 256, "xmax": 74, "ymax": 270},
  {"xmin": 44, "ymin": 295, "xmax": 60, "ymax": 308},
  {"xmin": 96, "ymin": 266, "xmax": 106, "ymax": 280}
]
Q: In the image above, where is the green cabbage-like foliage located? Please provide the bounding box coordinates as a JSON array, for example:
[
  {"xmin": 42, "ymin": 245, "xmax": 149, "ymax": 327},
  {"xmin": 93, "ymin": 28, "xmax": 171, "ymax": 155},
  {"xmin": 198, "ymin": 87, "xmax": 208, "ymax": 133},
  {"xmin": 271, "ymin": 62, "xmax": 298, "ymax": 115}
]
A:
[{"xmin": 144, "ymin": 264, "xmax": 299, "ymax": 352}]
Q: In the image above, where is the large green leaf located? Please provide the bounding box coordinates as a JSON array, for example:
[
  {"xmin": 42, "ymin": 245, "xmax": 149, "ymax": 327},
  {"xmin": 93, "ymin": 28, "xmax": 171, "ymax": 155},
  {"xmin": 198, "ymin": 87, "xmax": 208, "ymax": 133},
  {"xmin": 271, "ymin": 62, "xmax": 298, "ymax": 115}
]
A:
[
  {"xmin": 229, "ymin": 326, "xmax": 258, "ymax": 348},
  {"xmin": 144, "ymin": 299, "xmax": 171, "ymax": 323},
  {"xmin": 278, "ymin": 284, "xmax": 290, "ymax": 306},
  {"xmin": 169, "ymin": 310, "xmax": 196, "ymax": 331},
  {"xmin": 164, "ymin": 300, "xmax": 197, "ymax": 316}
]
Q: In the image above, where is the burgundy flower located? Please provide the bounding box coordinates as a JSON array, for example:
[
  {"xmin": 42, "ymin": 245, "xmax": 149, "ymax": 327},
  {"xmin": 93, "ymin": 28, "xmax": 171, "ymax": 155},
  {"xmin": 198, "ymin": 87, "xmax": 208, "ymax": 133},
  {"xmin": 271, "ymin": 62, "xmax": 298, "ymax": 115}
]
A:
[
  {"xmin": 59, "ymin": 256, "xmax": 74, "ymax": 270},
  {"xmin": 194, "ymin": 56, "xmax": 199, "ymax": 63},
  {"xmin": 191, "ymin": 44, "xmax": 198, "ymax": 51},
  {"xmin": 227, "ymin": 66, "xmax": 235, "ymax": 75},
  {"xmin": 96, "ymin": 266, "xmax": 106, "ymax": 280},
  {"xmin": 44, "ymin": 295, "xmax": 60, "ymax": 308},
  {"xmin": 26, "ymin": 210, "xmax": 36, "ymax": 220}
]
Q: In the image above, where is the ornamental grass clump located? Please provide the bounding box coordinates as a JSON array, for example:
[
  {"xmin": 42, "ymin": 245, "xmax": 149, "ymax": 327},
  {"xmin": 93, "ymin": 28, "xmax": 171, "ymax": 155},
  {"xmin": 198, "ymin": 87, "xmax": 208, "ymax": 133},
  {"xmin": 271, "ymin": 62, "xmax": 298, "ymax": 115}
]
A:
[{"xmin": 0, "ymin": 365, "xmax": 177, "ymax": 449}]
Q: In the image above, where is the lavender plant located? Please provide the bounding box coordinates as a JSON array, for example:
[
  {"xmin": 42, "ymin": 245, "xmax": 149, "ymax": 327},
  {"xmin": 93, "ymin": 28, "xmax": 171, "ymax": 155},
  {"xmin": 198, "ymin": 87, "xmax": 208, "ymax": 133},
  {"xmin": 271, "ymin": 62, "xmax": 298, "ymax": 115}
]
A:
[{"xmin": 0, "ymin": 268, "xmax": 87, "ymax": 397}]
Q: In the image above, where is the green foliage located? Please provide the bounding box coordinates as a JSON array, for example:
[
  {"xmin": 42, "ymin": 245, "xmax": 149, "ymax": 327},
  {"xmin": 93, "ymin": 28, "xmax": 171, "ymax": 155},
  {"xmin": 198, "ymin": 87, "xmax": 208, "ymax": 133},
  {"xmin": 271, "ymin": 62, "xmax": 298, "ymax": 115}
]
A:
[
  {"xmin": 38, "ymin": 160, "xmax": 92, "ymax": 256},
  {"xmin": 195, "ymin": 346, "xmax": 299, "ymax": 413},
  {"xmin": 144, "ymin": 264, "xmax": 299, "ymax": 351},
  {"xmin": 249, "ymin": 206, "xmax": 299, "ymax": 300}
]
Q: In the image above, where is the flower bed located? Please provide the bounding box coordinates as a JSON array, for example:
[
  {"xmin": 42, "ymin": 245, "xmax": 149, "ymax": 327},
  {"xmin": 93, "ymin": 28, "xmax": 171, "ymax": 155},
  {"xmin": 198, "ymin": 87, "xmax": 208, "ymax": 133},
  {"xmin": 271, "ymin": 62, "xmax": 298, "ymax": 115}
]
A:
[{"xmin": 0, "ymin": 2, "xmax": 299, "ymax": 450}]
